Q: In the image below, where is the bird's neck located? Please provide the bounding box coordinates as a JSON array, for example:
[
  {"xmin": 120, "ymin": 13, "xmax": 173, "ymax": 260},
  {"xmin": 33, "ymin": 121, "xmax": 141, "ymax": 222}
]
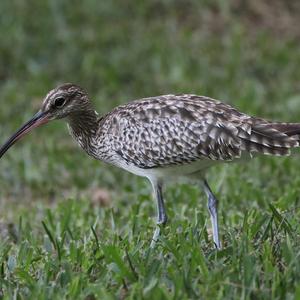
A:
[{"xmin": 67, "ymin": 109, "xmax": 100, "ymax": 155}]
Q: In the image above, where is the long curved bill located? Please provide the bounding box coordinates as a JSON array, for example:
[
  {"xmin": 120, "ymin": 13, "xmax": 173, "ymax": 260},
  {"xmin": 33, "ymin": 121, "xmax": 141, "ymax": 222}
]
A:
[{"xmin": 0, "ymin": 111, "xmax": 49, "ymax": 159}]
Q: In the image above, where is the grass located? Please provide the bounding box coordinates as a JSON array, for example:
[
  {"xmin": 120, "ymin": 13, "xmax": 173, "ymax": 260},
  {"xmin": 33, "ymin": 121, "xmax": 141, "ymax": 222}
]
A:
[{"xmin": 1, "ymin": 0, "xmax": 300, "ymax": 299}]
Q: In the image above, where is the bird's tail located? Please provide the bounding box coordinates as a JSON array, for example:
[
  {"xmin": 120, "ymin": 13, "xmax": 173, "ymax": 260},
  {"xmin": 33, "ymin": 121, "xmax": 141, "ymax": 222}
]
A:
[
  {"xmin": 239, "ymin": 122, "xmax": 300, "ymax": 156},
  {"xmin": 269, "ymin": 123, "xmax": 300, "ymax": 140}
]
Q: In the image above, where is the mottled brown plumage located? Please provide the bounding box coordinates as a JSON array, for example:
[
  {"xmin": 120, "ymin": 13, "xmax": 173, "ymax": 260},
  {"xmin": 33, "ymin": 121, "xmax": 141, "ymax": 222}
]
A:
[
  {"xmin": 1, "ymin": 83, "xmax": 300, "ymax": 249},
  {"xmin": 94, "ymin": 94, "xmax": 299, "ymax": 170}
]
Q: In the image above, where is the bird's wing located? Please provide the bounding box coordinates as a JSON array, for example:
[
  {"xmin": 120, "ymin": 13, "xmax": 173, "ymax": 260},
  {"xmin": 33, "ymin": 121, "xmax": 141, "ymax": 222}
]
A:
[{"xmin": 104, "ymin": 94, "xmax": 298, "ymax": 169}]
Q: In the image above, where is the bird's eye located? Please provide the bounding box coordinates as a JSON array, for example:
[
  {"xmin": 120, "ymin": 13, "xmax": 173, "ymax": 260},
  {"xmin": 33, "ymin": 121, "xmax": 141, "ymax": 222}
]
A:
[{"xmin": 54, "ymin": 97, "xmax": 66, "ymax": 108}]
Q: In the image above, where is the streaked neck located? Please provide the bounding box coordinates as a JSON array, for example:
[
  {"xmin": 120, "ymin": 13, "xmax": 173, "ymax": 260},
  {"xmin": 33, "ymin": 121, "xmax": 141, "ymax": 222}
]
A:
[{"xmin": 67, "ymin": 109, "xmax": 99, "ymax": 155}]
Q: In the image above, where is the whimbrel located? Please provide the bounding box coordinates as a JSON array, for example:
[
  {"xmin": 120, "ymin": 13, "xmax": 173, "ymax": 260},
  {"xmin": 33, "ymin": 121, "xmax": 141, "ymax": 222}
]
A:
[{"xmin": 1, "ymin": 83, "xmax": 300, "ymax": 249}]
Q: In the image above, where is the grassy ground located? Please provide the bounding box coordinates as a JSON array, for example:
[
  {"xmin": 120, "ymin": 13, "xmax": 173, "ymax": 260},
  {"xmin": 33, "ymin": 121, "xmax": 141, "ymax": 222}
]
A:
[{"xmin": 1, "ymin": 0, "xmax": 300, "ymax": 299}]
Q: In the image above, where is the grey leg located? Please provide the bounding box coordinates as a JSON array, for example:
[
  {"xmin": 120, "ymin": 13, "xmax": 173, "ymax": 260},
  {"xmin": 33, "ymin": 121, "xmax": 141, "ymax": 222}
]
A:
[
  {"xmin": 203, "ymin": 180, "xmax": 221, "ymax": 249},
  {"xmin": 149, "ymin": 179, "xmax": 168, "ymax": 248}
]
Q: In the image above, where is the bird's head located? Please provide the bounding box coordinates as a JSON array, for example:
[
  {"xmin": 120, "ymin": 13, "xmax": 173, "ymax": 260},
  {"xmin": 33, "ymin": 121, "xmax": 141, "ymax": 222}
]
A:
[
  {"xmin": 41, "ymin": 83, "xmax": 90, "ymax": 120},
  {"xmin": 0, "ymin": 83, "xmax": 89, "ymax": 158}
]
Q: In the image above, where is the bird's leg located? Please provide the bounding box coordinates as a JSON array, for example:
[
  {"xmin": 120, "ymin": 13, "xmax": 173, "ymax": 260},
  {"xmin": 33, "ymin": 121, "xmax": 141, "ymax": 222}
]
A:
[
  {"xmin": 150, "ymin": 180, "xmax": 168, "ymax": 248},
  {"xmin": 202, "ymin": 180, "xmax": 221, "ymax": 249}
]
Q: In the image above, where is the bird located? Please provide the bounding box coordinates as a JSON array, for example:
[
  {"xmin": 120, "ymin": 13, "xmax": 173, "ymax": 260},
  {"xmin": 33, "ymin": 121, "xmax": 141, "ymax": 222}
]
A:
[{"xmin": 1, "ymin": 83, "xmax": 300, "ymax": 249}]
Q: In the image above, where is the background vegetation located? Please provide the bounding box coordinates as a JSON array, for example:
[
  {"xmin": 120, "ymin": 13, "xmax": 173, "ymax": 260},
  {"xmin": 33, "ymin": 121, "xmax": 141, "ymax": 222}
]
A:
[{"xmin": 1, "ymin": 0, "xmax": 300, "ymax": 299}]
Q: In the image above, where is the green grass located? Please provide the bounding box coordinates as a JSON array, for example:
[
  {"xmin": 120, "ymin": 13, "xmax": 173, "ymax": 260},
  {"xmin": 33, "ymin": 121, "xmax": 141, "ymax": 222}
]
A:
[{"xmin": 1, "ymin": 0, "xmax": 300, "ymax": 299}]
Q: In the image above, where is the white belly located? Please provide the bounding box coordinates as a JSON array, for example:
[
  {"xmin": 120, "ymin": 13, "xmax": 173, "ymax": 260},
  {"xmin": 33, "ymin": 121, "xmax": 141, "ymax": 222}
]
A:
[{"xmin": 111, "ymin": 158, "xmax": 216, "ymax": 181}]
